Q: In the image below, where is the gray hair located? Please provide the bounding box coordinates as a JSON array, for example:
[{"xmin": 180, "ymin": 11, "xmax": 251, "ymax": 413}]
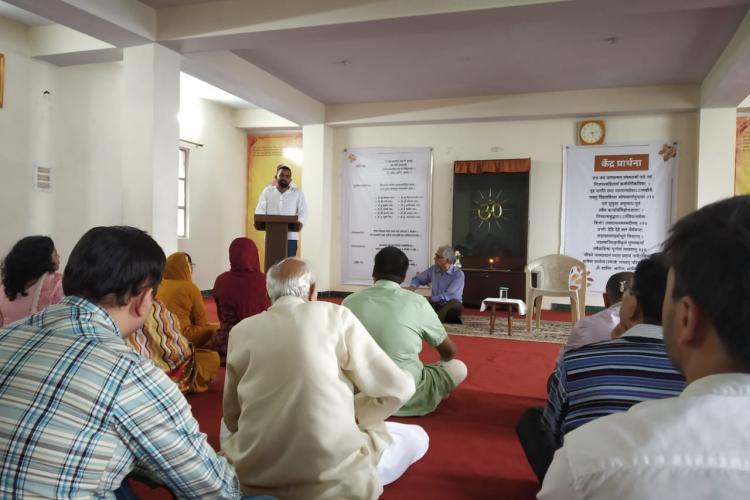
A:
[
  {"xmin": 437, "ymin": 245, "xmax": 455, "ymax": 263},
  {"xmin": 266, "ymin": 257, "xmax": 314, "ymax": 302}
]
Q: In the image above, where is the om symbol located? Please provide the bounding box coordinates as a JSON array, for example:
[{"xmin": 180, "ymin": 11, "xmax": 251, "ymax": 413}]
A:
[{"xmin": 477, "ymin": 201, "xmax": 503, "ymax": 221}]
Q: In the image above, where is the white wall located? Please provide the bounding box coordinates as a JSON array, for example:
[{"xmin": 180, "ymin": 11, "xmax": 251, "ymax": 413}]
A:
[
  {"xmin": 696, "ymin": 107, "xmax": 737, "ymax": 207},
  {"xmin": 0, "ymin": 18, "xmax": 122, "ymax": 262},
  {"xmin": 52, "ymin": 62, "xmax": 124, "ymax": 259},
  {"xmin": 330, "ymin": 112, "xmax": 699, "ymax": 306},
  {"xmin": 1, "ymin": 15, "xmax": 245, "ymax": 288},
  {"xmin": 178, "ymin": 96, "xmax": 247, "ymax": 291},
  {"xmin": 0, "ymin": 15, "xmax": 177, "ymax": 267},
  {"xmin": 0, "ymin": 16, "xmax": 56, "ymax": 255}
]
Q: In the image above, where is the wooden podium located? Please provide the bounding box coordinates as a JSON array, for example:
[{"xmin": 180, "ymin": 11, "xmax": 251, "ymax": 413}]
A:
[{"xmin": 254, "ymin": 215, "xmax": 300, "ymax": 271}]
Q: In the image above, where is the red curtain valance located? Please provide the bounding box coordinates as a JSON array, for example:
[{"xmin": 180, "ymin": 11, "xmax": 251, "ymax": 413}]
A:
[{"xmin": 453, "ymin": 158, "xmax": 530, "ymax": 174}]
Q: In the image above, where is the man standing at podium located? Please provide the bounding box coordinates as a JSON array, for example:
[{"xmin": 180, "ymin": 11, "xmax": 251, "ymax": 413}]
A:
[{"xmin": 255, "ymin": 165, "xmax": 308, "ymax": 257}]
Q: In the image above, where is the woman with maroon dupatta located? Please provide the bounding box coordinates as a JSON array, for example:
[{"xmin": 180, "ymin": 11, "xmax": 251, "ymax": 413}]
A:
[{"xmin": 212, "ymin": 237, "xmax": 270, "ymax": 362}]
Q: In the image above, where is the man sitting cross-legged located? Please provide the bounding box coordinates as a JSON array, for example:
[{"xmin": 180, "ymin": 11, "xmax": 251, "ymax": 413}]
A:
[
  {"xmin": 222, "ymin": 257, "xmax": 428, "ymax": 499},
  {"xmin": 344, "ymin": 246, "xmax": 468, "ymax": 417},
  {"xmin": 539, "ymin": 195, "xmax": 750, "ymax": 500},
  {"xmin": 0, "ymin": 226, "xmax": 242, "ymax": 499},
  {"xmin": 408, "ymin": 245, "xmax": 465, "ymax": 324},
  {"xmin": 517, "ymin": 253, "xmax": 685, "ymax": 483}
]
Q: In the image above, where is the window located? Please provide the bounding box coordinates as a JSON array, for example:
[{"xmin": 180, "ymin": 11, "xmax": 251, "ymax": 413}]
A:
[{"xmin": 178, "ymin": 147, "xmax": 189, "ymax": 238}]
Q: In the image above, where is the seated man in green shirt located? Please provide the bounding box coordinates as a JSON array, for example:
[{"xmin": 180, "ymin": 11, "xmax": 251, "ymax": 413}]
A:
[{"xmin": 343, "ymin": 246, "xmax": 468, "ymax": 416}]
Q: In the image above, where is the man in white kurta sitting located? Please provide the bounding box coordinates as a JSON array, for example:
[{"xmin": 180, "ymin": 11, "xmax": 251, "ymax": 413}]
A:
[
  {"xmin": 562, "ymin": 271, "xmax": 634, "ymax": 352},
  {"xmin": 538, "ymin": 195, "xmax": 750, "ymax": 500},
  {"xmin": 221, "ymin": 257, "xmax": 429, "ymax": 499}
]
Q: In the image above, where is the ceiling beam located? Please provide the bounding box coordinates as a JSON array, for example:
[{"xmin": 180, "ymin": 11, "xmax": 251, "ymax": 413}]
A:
[
  {"xmin": 325, "ymin": 85, "xmax": 701, "ymax": 127},
  {"xmin": 157, "ymin": 0, "xmax": 573, "ymax": 46},
  {"xmin": 182, "ymin": 50, "xmax": 324, "ymax": 125},
  {"xmin": 28, "ymin": 24, "xmax": 124, "ymax": 66},
  {"xmin": 234, "ymin": 109, "xmax": 299, "ymax": 130},
  {"xmin": 702, "ymin": 8, "xmax": 750, "ymax": 107},
  {"xmin": 4, "ymin": 0, "xmax": 156, "ymax": 46}
]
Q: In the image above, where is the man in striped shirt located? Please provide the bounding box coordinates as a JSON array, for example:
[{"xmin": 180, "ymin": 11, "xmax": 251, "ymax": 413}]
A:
[
  {"xmin": 0, "ymin": 227, "xmax": 242, "ymax": 499},
  {"xmin": 516, "ymin": 253, "xmax": 685, "ymax": 482}
]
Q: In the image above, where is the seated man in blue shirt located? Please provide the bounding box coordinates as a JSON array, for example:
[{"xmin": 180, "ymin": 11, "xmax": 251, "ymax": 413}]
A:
[
  {"xmin": 516, "ymin": 253, "xmax": 686, "ymax": 483},
  {"xmin": 408, "ymin": 245, "xmax": 465, "ymax": 324}
]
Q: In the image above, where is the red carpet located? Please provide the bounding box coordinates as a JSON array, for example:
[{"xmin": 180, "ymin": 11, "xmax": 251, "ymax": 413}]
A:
[
  {"xmin": 384, "ymin": 336, "xmax": 558, "ymax": 499},
  {"xmin": 134, "ymin": 299, "xmax": 564, "ymax": 498}
]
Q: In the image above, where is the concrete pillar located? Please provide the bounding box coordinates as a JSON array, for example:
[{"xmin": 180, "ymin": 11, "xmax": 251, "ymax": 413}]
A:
[
  {"xmin": 301, "ymin": 124, "xmax": 334, "ymax": 291},
  {"xmin": 121, "ymin": 44, "xmax": 180, "ymax": 254},
  {"xmin": 696, "ymin": 107, "xmax": 736, "ymax": 208}
]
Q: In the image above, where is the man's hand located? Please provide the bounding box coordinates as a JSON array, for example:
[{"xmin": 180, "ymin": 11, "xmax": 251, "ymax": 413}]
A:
[
  {"xmin": 436, "ymin": 337, "xmax": 457, "ymax": 362},
  {"xmin": 407, "ymin": 285, "xmax": 417, "ymax": 292}
]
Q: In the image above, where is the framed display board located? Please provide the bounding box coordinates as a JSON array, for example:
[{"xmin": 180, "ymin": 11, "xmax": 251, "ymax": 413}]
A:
[{"xmin": 342, "ymin": 147, "xmax": 432, "ymax": 284}]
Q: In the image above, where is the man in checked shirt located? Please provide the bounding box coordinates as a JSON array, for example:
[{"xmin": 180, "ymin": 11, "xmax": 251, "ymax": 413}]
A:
[{"xmin": 0, "ymin": 226, "xmax": 254, "ymax": 499}]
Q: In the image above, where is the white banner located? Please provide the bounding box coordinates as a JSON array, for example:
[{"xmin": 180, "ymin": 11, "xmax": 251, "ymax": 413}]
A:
[
  {"xmin": 342, "ymin": 147, "xmax": 432, "ymax": 285},
  {"xmin": 562, "ymin": 142, "xmax": 678, "ymax": 293}
]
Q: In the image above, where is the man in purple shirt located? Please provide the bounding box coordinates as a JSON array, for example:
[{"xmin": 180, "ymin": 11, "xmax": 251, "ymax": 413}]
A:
[{"xmin": 408, "ymin": 245, "xmax": 465, "ymax": 324}]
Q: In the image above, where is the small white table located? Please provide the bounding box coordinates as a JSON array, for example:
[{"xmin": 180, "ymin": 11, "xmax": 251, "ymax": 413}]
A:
[{"xmin": 480, "ymin": 298, "xmax": 528, "ymax": 336}]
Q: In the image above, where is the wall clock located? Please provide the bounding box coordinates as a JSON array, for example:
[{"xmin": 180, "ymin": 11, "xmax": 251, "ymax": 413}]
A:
[{"xmin": 578, "ymin": 120, "xmax": 605, "ymax": 145}]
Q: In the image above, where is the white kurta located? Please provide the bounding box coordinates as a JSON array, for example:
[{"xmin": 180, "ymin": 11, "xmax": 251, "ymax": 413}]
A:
[
  {"xmin": 254, "ymin": 186, "xmax": 308, "ymax": 240},
  {"xmin": 222, "ymin": 296, "xmax": 415, "ymax": 500},
  {"xmin": 539, "ymin": 373, "xmax": 750, "ymax": 500}
]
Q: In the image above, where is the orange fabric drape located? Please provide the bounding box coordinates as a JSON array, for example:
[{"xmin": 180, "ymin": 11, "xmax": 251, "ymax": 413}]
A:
[{"xmin": 453, "ymin": 158, "xmax": 530, "ymax": 174}]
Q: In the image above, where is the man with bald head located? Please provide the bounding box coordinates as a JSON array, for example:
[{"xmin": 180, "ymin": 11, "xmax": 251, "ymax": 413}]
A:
[
  {"xmin": 344, "ymin": 246, "xmax": 467, "ymax": 417},
  {"xmin": 222, "ymin": 257, "xmax": 429, "ymax": 499}
]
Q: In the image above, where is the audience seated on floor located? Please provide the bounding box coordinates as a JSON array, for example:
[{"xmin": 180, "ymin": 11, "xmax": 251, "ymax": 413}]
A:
[
  {"xmin": 539, "ymin": 195, "xmax": 750, "ymax": 500},
  {"xmin": 0, "ymin": 236, "xmax": 63, "ymax": 327},
  {"xmin": 408, "ymin": 245, "xmax": 465, "ymax": 324},
  {"xmin": 561, "ymin": 271, "xmax": 634, "ymax": 352},
  {"xmin": 211, "ymin": 237, "xmax": 270, "ymax": 363},
  {"xmin": 127, "ymin": 298, "xmax": 220, "ymax": 393},
  {"xmin": 0, "ymin": 226, "xmax": 243, "ymax": 498},
  {"xmin": 344, "ymin": 246, "xmax": 468, "ymax": 417},
  {"xmin": 157, "ymin": 252, "xmax": 217, "ymax": 349},
  {"xmin": 517, "ymin": 253, "xmax": 685, "ymax": 483},
  {"xmin": 221, "ymin": 257, "xmax": 428, "ymax": 499}
]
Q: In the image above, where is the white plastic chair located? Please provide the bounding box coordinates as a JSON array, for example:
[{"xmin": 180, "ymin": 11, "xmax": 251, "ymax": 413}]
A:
[{"xmin": 525, "ymin": 254, "xmax": 587, "ymax": 332}]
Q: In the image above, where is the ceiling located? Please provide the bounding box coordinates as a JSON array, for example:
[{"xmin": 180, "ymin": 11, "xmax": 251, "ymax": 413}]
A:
[
  {"xmin": 230, "ymin": 1, "xmax": 749, "ymax": 103},
  {"xmin": 149, "ymin": 0, "xmax": 750, "ymax": 104},
  {"xmin": 3, "ymin": 0, "xmax": 750, "ymax": 111},
  {"xmin": 0, "ymin": 1, "xmax": 50, "ymax": 26}
]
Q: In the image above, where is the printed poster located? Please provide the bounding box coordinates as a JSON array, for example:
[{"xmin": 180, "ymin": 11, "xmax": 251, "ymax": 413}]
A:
[
  {"xmin": 736, "ymin": 115, "xmax": 750, "ymax": 195},
  {"xmin": 342, "ymin": 147, "xmax": 432, "ymax": 284},
  {"xmin": 562, "ymin": 142, "xmax": 677, "ymax": 293}
]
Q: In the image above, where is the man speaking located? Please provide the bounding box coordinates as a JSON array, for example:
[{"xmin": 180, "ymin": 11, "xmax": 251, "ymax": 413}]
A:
[{"xmin": 255, "ymin": 164, "xmax": 308, "ymax": 257}]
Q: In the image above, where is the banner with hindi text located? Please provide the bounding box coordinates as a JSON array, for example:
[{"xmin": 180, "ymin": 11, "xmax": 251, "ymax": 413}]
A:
[
  {"xmin": 561, "ymin": 142, "xmax": 677, "ymax": 293},
  {"xmin": 342, "ymin": 147, "xmax": 432, "ymax": 284}
]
